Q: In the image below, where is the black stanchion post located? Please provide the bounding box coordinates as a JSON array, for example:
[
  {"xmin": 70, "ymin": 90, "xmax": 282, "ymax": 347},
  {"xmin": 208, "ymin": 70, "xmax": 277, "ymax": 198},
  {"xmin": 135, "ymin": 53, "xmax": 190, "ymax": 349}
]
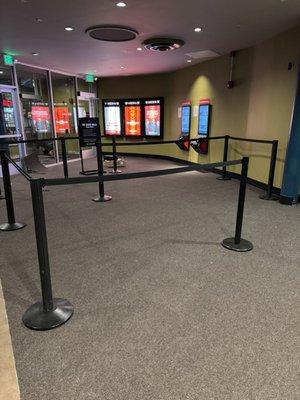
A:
[
  {"xmin": 22, "ymin": 178, "xmax": 73, "ymax": 330},
  {"xmin": 61, "ymin": 138, "xmax": 69, "ymax": 178},
  {"xmin": 111, "ymin": 136, "xmax": 121, "ymax": 174},
  {"xmin": 217, "ymin": 135, "xmax": 231, "ymax": 181},
  {"xmin": 113, "ymin": 136, "xmax": 120, "ymax": 174},
  {"xmin": 79, "ymin": 144, "xmax": 85, "ymax": 174},
  {"xmin": 259, "ymin": 140, "xmax": 279, "ymax": 201},
  {"xmin": 92, "ymin": 137, "xmax": 112, "ymax": 202},
  {"xmin": 222, "ymin": 157, "xmax": 253, "ymax": 252},
  {"xmin": 0, "ymin": 151, "xmax": 26, "ymax": 231}
]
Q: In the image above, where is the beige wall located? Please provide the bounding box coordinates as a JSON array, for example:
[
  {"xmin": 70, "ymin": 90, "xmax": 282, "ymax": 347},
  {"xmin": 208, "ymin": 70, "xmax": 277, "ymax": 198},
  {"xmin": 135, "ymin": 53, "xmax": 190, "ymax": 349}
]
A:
[{"xmin": 99, "ymin": 25, "xmax": 300, "ymax": 188}]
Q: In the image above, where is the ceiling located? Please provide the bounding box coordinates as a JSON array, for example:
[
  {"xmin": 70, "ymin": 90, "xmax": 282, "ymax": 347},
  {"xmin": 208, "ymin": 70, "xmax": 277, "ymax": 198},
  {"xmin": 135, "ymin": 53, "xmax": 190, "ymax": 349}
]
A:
[{"xmin": 0, "ymin": 0, "xmax": 300, "ymax": 78}]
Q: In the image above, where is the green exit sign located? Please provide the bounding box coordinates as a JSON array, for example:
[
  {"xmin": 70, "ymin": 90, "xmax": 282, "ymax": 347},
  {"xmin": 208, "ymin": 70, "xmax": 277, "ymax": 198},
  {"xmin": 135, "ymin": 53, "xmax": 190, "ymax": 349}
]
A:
[
  {"xmin": 85, "ymin": 74, "xmax": 94, "ymax": 83},
  {"xmin": 3, "ymin": 54, "xmax": 14, "ymax": 66}
]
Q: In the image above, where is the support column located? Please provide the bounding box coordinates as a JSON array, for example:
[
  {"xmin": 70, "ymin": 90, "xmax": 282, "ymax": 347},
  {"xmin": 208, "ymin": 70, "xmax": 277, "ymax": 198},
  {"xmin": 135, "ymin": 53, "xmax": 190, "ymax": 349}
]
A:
[{"xmin": 280, "ymin": 67, "xmax": 300, "ymax": 204}]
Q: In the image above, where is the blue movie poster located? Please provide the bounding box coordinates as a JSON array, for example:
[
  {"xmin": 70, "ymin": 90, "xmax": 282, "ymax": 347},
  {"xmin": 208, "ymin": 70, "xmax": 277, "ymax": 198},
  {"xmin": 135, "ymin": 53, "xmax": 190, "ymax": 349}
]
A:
[
  {"xmin": 181, "ymin": 106, "xmax": 191, "ymax": 134},
  {"xmin": 198, "ymin": 104, "xmax": 210, "ymax": 136}
]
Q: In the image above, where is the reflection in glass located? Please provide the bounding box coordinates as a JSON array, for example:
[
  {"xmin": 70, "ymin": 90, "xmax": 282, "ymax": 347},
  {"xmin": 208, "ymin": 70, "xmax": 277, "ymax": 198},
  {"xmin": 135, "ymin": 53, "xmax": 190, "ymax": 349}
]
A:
[
  {"xmin": 51, "ymin": 72, "xmax": 78, "ymax": 159},
  {"xmin": 0, "ymin": 64, "xmax": 14, "ymax": 86},
  {"xmin": 16, "ymin": 64, "xmax": 55, "ymax": 164}
]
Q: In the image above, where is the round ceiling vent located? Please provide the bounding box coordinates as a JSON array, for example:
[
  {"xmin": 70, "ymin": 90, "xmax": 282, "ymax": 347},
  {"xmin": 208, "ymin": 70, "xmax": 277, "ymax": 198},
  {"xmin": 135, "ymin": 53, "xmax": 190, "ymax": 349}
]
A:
[
  {"xmin": 142, "ymin": 38, "xmax": 184, "ymax": 52},
  {"xmin": 86, "ymin": 25, "xmax": 138, "ymax": 42}
]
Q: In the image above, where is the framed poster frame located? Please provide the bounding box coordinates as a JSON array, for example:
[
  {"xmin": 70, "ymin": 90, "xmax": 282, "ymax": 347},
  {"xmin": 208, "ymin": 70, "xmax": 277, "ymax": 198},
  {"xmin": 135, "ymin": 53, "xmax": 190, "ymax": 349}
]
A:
[
  {"xmin": 198, "ymin": 103, "xmax": 212, "ymax": 137},
  {"xmin": 102, "ymin": 100, "xmax": 123, "ymax": 137},
  {"xmin": 143, "ymin": 97, "xmax": 164, "ymax": 139}
]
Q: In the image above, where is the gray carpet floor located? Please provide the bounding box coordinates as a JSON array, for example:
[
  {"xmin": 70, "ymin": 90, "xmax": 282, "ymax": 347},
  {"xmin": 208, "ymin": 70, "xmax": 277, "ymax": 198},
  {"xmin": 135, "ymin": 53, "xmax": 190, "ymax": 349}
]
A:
[{"xmin": 0, "ymin": 157, "xmax": 299, "ymax": 400}]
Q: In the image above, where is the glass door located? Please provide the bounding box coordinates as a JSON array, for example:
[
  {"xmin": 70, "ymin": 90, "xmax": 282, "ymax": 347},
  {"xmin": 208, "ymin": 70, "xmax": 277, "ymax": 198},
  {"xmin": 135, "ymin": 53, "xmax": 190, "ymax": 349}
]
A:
[
  {"xmin": 0, "ymin": 85, "xmax": 23, "ymax": 160},
  {"xmin": 77, "ymin": 93, "xmax": 99, "ymax": 156},
  {"xmin": 16, "ymin": 64, "xmax": 55, "ymax": 166}
]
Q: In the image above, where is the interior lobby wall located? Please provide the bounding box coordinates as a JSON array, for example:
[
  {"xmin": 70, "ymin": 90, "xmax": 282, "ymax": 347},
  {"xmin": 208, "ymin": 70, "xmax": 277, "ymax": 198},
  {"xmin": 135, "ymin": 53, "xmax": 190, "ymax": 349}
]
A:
[{"xmin": 99, "ymin": 24, "xmax": 300, "ymax": 189}]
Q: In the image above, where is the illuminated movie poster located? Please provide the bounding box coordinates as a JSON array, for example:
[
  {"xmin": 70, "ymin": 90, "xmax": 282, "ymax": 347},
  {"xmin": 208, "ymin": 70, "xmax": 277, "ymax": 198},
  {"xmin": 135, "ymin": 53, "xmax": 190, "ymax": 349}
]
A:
[
  {"xmin": 31, "ymin": 106, "xmax": 50, "ymax": 133},
  {"xmin": 104, "ymin": 101, "xmax": 122, "ymax": 136},
  {"xmin": 181, "ymin": 105, "xmax": 191, "ymax": 134},
  {"xmin": 124, "ymin": 101, "xmax": 141, "ymax": 136},
  {"xmin": 198, "ymin": 103, "xmax": 210, "ymax": 136},
  {"xmin": 54, "ymin": 106, "xmax": 70, "ymax": 134},
  {"xmin": 145, "ymin": 100, "xmax": 161, "ymax": 137}
]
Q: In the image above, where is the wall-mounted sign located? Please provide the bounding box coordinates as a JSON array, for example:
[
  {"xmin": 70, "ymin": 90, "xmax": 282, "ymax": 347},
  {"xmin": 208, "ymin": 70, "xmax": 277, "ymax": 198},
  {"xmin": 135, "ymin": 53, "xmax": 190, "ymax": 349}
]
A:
[
  {"xmin": 177, "ymin": 101, "xmax": 191, "ymax": 151},
  {"xmin": 181, "ymin": 102, "xmax": 191, "ymax": 134},
  {"xmin": 31, "ymin": 106, "xmax": 51, "ymax": 133},
  {"xmin": 144, "ymin": 98, "xmax": 163, "ymax": 137},
  {"xmin": 198, "ymin": 103, "xmax": 211, "ymax": 136},
  {"xmin": 85, "ymin": 74, "xmax": 94, "ymax": 83},
  {"xmin": 192, "ymin": 99, "xmax": 212, "ymax": 155},
  {"xmin": 124, "ymin": 100, "xmax": 142, "ymax": 136},
  {"xmin": 78, "ymin": 117, "xmax": 100, "ymax": 147},
  {"xmin": 54, "ymin": 106, "xmax": 70, "ymax": 134},
  {"xmin": 103, "ymin": 101, "xmax": 122, "ymax": 136},
  {"xmin": 3, "ymin": 54, "xmax": 14, "ymax": 66}
]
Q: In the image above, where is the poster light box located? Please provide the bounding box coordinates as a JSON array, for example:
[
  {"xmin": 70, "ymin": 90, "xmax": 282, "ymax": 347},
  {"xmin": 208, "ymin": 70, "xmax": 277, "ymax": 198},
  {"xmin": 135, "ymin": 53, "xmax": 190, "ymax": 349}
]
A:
[
  {"xmin": 198, "ymin": 102, "xmax": 211, "ymax": 137},
  {"xmin": 144, "ymin": 98, "xmax": 163, "ymax": 138},
  {"xmin": 181, "ymin": 103, "xmax": 191, "ymax": 135},
  {"xmin": 124, "ymin": 100, "xmax": 142, "ymax": 137},
  {"xmin": 192, "ymin": 99, "xmax": 212, "ymax": 155},
  {"xmin": 103, "ymin": 101, "xmax": 122, "ymax": 136},
  {"xmin": 177, "ymin": 101, "xmax": 191, "ymax": 151}
]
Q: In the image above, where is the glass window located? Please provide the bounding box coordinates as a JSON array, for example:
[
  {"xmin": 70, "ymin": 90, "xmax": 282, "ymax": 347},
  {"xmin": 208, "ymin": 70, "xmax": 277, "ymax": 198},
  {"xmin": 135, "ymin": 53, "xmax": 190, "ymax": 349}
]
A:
[
  {"xmin": 51, "ymin": 72, "xmax": 78, "ymax": 159},
  {"xmin": 0, "ymin": 63, "xmax": 14, "ymax": 86},
  {"xmin": 77, "ymin": 78, "xmax": 96, "ymax": 94},
  {"xmin": 16, "ymin": 64, "xmax": 55, "ymax": 164}
]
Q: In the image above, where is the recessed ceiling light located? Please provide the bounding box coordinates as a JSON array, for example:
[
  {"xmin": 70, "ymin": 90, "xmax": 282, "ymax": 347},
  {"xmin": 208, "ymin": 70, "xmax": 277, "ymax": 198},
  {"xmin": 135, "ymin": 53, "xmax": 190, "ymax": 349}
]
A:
[
  {"xmin": 65, "ymin": 26, "xmax": 74, "ymax": 31},
  {"xmin": 35, "ymin": 18, "xmax": 43, "ymax": 23},
  {"xmin": 32, "ymin": 52, "xmax": 39, "ymax": 56},
  {"xmin": 137, "ymin": 47, "xmax": 142, "ymax": 51},
  {"xmin": 120, "ymin": 66, "xmax": 125, "ymax": 69},
  {"xmin": 194, "ymin": 27, "xmax": 202, "ymax": 32},
  {"xmin": 0, "ymin": 71, "xmax": 3, "ymax": 74},
  {"xmin": 116, "ymin": 1, "xmax": 126, "ymax": 7},
  {"xmin": 187, "ymin": 59, "xmax": 192, "ymax": 63}
]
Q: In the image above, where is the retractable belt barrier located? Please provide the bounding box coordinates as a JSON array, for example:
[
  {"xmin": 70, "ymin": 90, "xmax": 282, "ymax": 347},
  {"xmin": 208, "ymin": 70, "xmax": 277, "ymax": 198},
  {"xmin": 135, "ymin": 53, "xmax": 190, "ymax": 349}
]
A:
[
  {"xmin": 0, "ymin": 146, "xmax": 253, "ymax": 331},
  {"xmin": 3, "ymin": 134, "xmax": 278, "ymax": 200}
]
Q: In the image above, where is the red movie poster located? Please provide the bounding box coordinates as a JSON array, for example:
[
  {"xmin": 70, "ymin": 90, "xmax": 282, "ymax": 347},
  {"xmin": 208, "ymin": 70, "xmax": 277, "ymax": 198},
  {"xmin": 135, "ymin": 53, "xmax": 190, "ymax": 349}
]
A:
[
  {"xmin": 54, "ymin": 107, "xmax": 70, "ymax": 134},
  {"xmin": 124, "ymin": 105, "xmax": 141, "ymax": 136},
  {"xmin": 145, "ymin": 105, "xmax": 160, "ymax": 136},
  {"xmin": 31, "ymin": 106, "xmax": 50, "ymax": 133}
]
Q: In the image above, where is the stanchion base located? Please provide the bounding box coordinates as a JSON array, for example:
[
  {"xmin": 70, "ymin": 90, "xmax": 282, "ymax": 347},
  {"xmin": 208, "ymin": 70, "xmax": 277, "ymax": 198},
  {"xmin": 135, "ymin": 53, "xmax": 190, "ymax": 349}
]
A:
[
  {"xmin": 0, "ymin": 222, "xmax": 26, "ymax": 231},
  {"xmin": 22, "ymin": 298, "xmax": 74, "ymax": 330},
  {"xmin": 259, "ymin": 193, "xmax": 279, "ymax": 201},
  {"xmin": 217, "ymin": 176, "xmax": 231, "ymax": 181},
  {"xmin": 222, "ymin": 237, "xmax": 253, "ymax": 252},
  {"xmin": 110, "ymin": 170, "xmax": 122, "ymax": 174},
  {"xmin": 92, "ymin": 195, "xmax": 112, "ymax": 203}
]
